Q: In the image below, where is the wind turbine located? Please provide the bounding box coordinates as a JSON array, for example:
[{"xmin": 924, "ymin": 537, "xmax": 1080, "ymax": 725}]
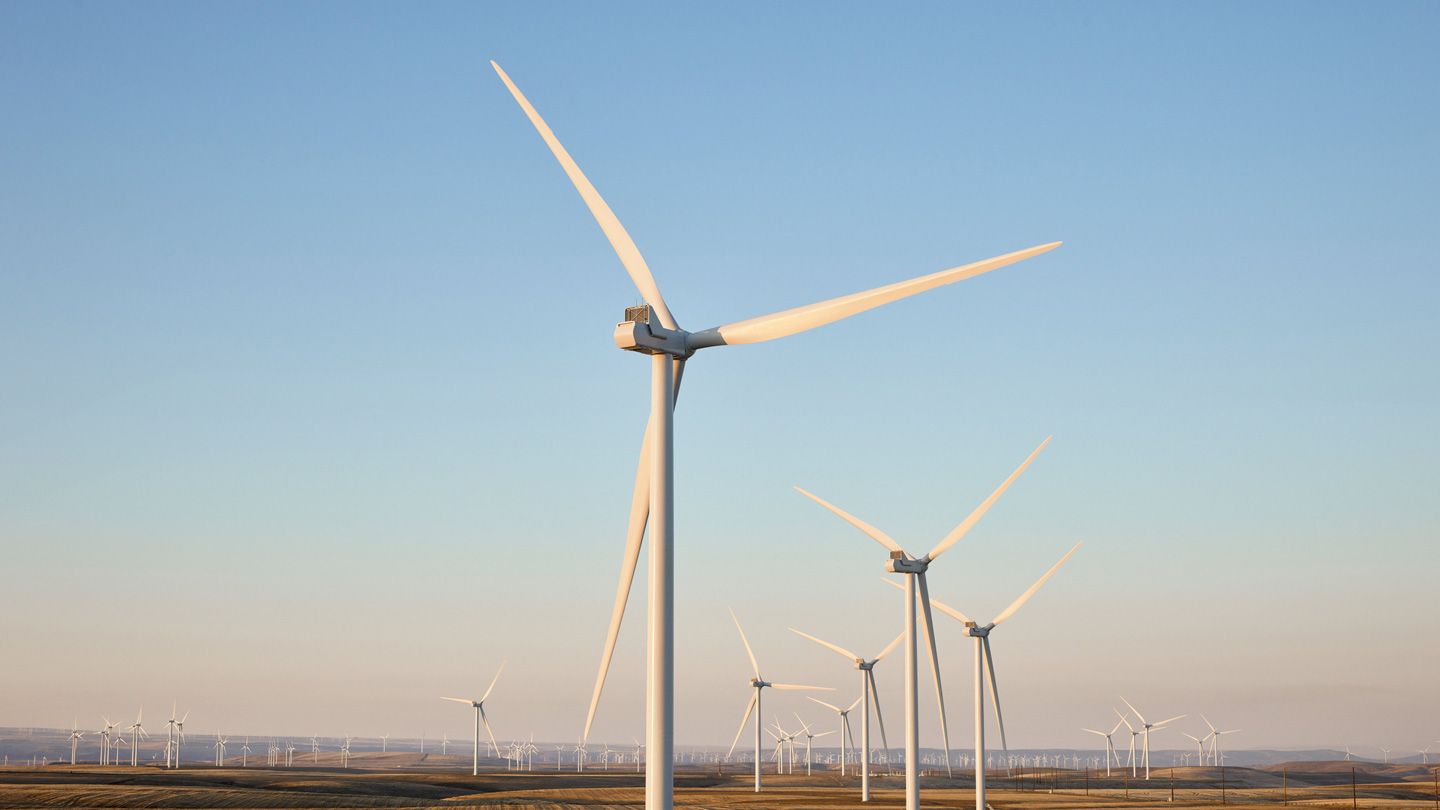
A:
[
  {"xmin": 1380, "ymin": 747, "xmax": 1391, "ymax": 763},
  {"xmin": 68, "ymin": 721, "xmax": 83, "ymax": 765},
  {"xmin": 490, "ymin": 61, "xmax": 1060, "ymax": 810},
  {"xmin": 442, "ymin": 661, "xmax": 505, "ymax": 776},
  {"xmin": 795, "ymin": 715, "xmax": 835, "ymax": 776},
  {"xmin": 128, "ymin": 709, "xmax": 147, "ymax": 767},
  {"xmin": 1118, "ymin": 697, "xmax": 1184, "ymax": 779},
  {"xmin": 1181, "ymin": 731, "xmax": 1208, "ymax": 768},
  {"xmin": 1116, "ymin": 710, "xmax": 1140, "ymax": 775},
  {"xmin": 806, "ymin": 696, "xmax": 862, "ymax": 778},
  {"xmin": 907, "ymin": 540, "xmax": 1082, "ymax": 807},
  {"xmin": 213, "ymin": 736, "xmax": 227, "ymax": 766},
  {"xmin": 99, "ymin": 717, "xmax": 116, "ymax": 765},
  {"xmin": 1083, "ymin": 717, "xmax": 1126, "ymax": 776},
  {"xmin": 797, "ymin": 438, "xmax": 1050, "ymax": 810},
  {"xmin": 380, "ymin": 734, "xmax": 389, "ymax": 753},
  {"xmin": 1201, "ymin": 714, "xmax": 1239, "ymax": 766},
  {"xmin": 790, "ymin": 627, "xmax": 901, "ymax": 800},
  {"xmin": 725, "ymin": 608, "xmax": 832, "ymax": 792},
  {"xmin": 242, "ymin": 738, "xmax": 251, "ymax": 767}
]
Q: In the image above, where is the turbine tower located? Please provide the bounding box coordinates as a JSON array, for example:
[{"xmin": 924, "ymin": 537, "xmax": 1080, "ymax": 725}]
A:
[
  {"xmin": 790, "ymin": 628, "xmax": 901, "ymax": 800},
  {"xmin": 796, "ymin": 438, "xmax": 1050, "ymax": 810},
  {"xmin": 917, "ymin": 541, "xmax": 1082, "ymax": 808},
  {"xmin": 491, "ymin": 61, "xmax": 1060, "ymax": 810},
  {"xmin": 725, "ymin": 608, "xmax": 831, "ymax": 792},
  {"xmin": 442, "ymin": 661, "xmax": 505, "ymax": 776}
]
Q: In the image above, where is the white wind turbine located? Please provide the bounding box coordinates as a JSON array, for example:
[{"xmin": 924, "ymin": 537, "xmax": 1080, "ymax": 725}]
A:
[
  {"xmin": 1082, "ymin": 717, "xmax": 1127, "ymax": 776},
  {"xmin": 128, "ymin": 708, "xmax": 147, "ymax": 767},
  {"xmin": 213, "ymin": 736, "xmax": 227, "ymax": 766},
  {"xmin": 241, "ymin": 738, "xmax": 251, "ymax": 767},
  {"xmin": 797, "ymin": 438, "xmax": 1051, "ymax": 810},
  {"xmin": 1118, "ymin": 697, "xmax": 1184, "ymax": 779},
  {"xmin": 1115, "ymin": 710, "xmax": 1141, "ymax": 774},
  {"xmin": 1201, "ymin": 714, "xmax": 1239, "ymax": 766},
  {"xmin": 1380, "ymin": 747, "xmax": 1390, "ymax": 763},
  {"xmin": 1181, "ymin": 731, "xmax": 1209, "ymax": 767},
  {"xmin": 790, "ymin": 628, "xmax": 902, "ymax": 800},
  {"xmin": 380, "ymin": 734, "xmax": 389, "ymax": 753},
  {"xmin": 442, "ymin": 661, "xmax": 506, "ymax": 776},
  {"xmin": 725, "ymin": 608, "xmax": 832, "ymax": 792},
  {"xmin": 795, "ymin": 715, "xmax": 835, "ymax": 776},
  {"xmin": 491, "ymin": 61, "xmax": 1060, "ymax": 810},
  {"xmin": 68, "ymin": 721, "xmax": 83, "ymax": 765},
  {"xmin": 99, "ymin": 717, "xmax": 116, "ymax": 765},
  {"xmin": 806, "ymin": 696, "xmax": 862, "ymax": 778},
  {"xmin": 441, "ymin": 735, "xmax": 449, "ymax": 756},
  {"xmin": 907, "ymin": 540, "xmax": 1082, "ymax": 808}
]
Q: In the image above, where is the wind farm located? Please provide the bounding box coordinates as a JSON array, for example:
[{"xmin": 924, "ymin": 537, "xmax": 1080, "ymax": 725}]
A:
[{"xmin": 2, "ymin": 5, "xmax": 1437, "ymax": 810}]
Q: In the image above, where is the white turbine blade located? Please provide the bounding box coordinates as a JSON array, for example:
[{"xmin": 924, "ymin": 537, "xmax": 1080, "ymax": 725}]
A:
[
  {"xmin": 813, "ymin": 730, "xmax": 836, "ymax": 738},
  {"xmin": 847, "ymin": 694, "xmax": 864, "ymax": 713},
  {"xmin": 1155, "ymin": 714, "xmax": 1187, "ymax": 728},
  {"xmin": 766, "ymin": 728, "xmax": 782, "ymax": 742},
  {"xmin": 1114, "ymin": 708, "xmax": 1134, "ymax": 731},
  {"xmin": 806, "ymin": 696, "xmax": 842, "ymax": 713},
  {"xmin": 794, "ymin": 713, "xmax": 811, "ymax": 733},
  {"xmin": 729, "ymin": 608, "xmax": 761, "ymax": 678},
  {"xmin": 916, "ymin": 572, "xmax": 953, "ymax": 773},
  {"xmin": 992, "ymin": 541, "xmax": 1082, "ymax": 626},
  {"xmin": 1201, "ymin": 714, "xmax": 1218, "ymax": 734},
  {"xmin": 441, "ymin": 697, "xmax": 473, "ymax": 704},
  {"xmin": 490, "ymin": 62, "xmax": 678, "ymax": 330},
  {"xmin": 872, "ymin": 630, "xmax": 906, "ymax": 662},
  {"xmin": 866, "ymin": 670, "xmax": 890, "ymax": 758},
  {"xmin": 481, "ymin": 661, "xmax": 507, "ymax": 703},
  {"xmin": 686, "ymin": 242, "xmax": 1061, "ymax": 349},
  {"xmin": 770, "ymin": 684, "xmax": 834, "ymax": 691},
  {"xmin": 983, "ymin": 636, "xmax": 1009, "ymax": 760},
  {"xmin": 1082, "ymin": 728, "xmax": 1108, "ymax": 737},
  {"xmin": 726, "ymin": 692, "xmax": 758, "ymax": 758},
  {"xmin": 1119, "ymin": 696, "xmax": 1147, "ymax": 727},
  {"xmin": 794, "ymin": 487, "xmax": 904, "ymax": 554},
  {"xmin": 789, "ymin": 628, "xmax": 861, "ymax": 661},
  {"xmin": 479, "ymin": 707, "xmax": 501, "ymax": 758},
  {"xmin": 584, "ymin": 422, "xmax": 652, "ymax": 742},
  {"xmin": 1182, "ymin": 732, "xmax": 1201, "ymax": 743},
  {"xmin": 926, "ymin": 437, "xmax": 1050, "ymax": 562}
]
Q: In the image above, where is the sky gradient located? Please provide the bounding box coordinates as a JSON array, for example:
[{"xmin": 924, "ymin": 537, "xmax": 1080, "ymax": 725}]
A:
[{"xmin": 2, "ymin": 2, "xmax": 1436, "ymax": 755}]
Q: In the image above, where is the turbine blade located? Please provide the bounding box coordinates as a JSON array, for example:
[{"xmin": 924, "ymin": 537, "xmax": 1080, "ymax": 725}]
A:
[
  {"xmin": 490, "ymin": 62, "xmax": 678, "ymax": 330},
  {"xmin": 992, "ymin": 542, "xmax": 1082, "ymax": 626},
  {"xmin": 479, "ymin": 707, "xmax": 501, "ymax": 758},
  {"xmin": 794, "ymin": 487, "xmax": 904, "ymax": 554},
  {"xmin": 1114, "ymin": 708, "xmax": 1134, "ymax": 731},
  {"xmin": 1156, "ymin": 714, "xmax": 1187, "ymax": 728},
  {"xmin": 926, "ymin": 437, "xmax": 1050, "ymax": 562},
  {"xmin": 806, "ymin": 696, "xmax": 842, "ymax": 713},
  {"xmin": 686, "ymin": 243, "xmax": 1061, "ymax": 349},
  {"xmin": 789, "ymin": 628, "xmax": 860, "ymax": 662},
  {"xmin": 729, "ymin": 608, "xmax": 761, "ymax": 679},
  {"xmin": 813, "ymin": 730, "xmax": 836, "ymax": 738},
  {"xmin": 1119, "ymin": 696, "xmax": 1146, "ymax": 727},
  {"xmin": 481, "ymin": 660, "xmax": 506, "ymax": 703},
  {"xmin": 726, "ymin": 692, "xmax": 758, "ymax": 759},
  {"xmin": 983, "ymin": 636, "xmax": 1009, "ymax": 760},
  {"xmin": 770, "ymin": 684, "xmax": 835, "ymax": 691},
  {"xmin": 584, "ymin": 421, "xmax": 652, "ymax": 741},
  {"xmin": 441, "ymin": 697, "xmax": 474, "ymax": 704},
  {"xmin": 867, "ymin": 670, "xmax": 890, "ymax": 755},
  {"xmin": 1082, "ymin": 728, "xmax": 1107, "ymax": 736},
  {"xmin": 873, "ymin": 630, "xmax": 906, "ymax": 662},
  {"xmin": 1201, "ymin": 713, "xmax": 1218, "ymax": 733},
  {"xmin": 846, "ymin": 694, "xmax": 864, "ymax": 713},
  {"xmin": 917, "ymin": 573, "xmax": 953, "ymax": 774}
]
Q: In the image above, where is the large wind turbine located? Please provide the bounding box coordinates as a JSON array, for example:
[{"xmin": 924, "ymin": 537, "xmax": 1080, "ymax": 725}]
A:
[
  {"xmin": 790, "ymin": 627, "xmax": 901, "ymax": 800},
  {"xmin": 1201, "ymin": 714, "xmax": 1240, "ymax": 766},
  {"xmin": 442, "ymin": 661, "xmax": 506, "ymax": 776},
  {"xmin": 68, "ymin": 721, "xmax": 83, "ymax": 765},
  {"xmin": 725, "ymin": 609, "xmax": 831, "ymax": 792},
  {"xmin": 128, "ymin": 708, "xmax": 147, "ymax": 767},
  {"xmin": 491, "ymin": 61, "xmax": 1060, "ymax": 810},
  {"xmin": 916, "ymin": 541, "xmax": 1082, "ymax": 809},
  {"xmin": 1119, "ymin": 696, "xmax": 1183, "ymax": 779},
  {"xmin": 796, "ymin": 438, "xmax": 1050, "ymax": 810}
]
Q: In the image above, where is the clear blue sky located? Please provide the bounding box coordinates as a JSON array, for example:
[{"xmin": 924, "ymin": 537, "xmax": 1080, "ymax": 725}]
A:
[{"xmin": 2, "ymin": 2, "xmax": 1436, "ymax": 754}]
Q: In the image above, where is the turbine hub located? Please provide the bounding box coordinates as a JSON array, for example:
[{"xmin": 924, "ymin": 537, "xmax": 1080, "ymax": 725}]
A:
[{"xmin": 885, "ymin": 552, "xmax": 928, "ymax": 574}]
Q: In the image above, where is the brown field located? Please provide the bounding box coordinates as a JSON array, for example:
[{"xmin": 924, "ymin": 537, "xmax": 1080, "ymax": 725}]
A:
[{"xmin": 1, "ymin": 757, "xmax": 1437, "ymax": 810}]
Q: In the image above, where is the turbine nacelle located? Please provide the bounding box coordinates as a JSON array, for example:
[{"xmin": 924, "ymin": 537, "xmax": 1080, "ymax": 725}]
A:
[
  {"xmin": 749, "ymin": 678, "xmax": 771, "ymax": 689},
  {"xmin": 614, "ymin": 306, "xmax": 692, "ymax": 357},
  {"xmin": 884, "ymin": 552, "xmax": 929, "ymax": 574}
]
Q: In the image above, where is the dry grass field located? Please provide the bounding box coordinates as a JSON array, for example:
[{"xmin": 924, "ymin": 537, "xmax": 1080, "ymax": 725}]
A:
[{"xmin": 1, "ymin": 756, "xmax": 1436, "ymax": 810}]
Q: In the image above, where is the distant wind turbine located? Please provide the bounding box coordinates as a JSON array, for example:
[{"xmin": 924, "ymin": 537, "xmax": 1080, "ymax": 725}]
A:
[
  {"xmin": 1083, "ymin": 717, "xmax": 1127, "ymax": 776},
  {"xmin": 725, "ymin": 608, "xmax": 831, "ymax": 792},
  {"xmin": 807, "ymin": 695, "xmax": 862, "ymax": 778},
  {"xmin": 68, "ymin": 721, "xmax": 83, "ymax": 765},
  {"xmin": 128, "ymin": 708, "xmax": 147, "ymax": 767},
  {"xmin": 790, "ymin": 627, "xmax": 901, "ymax": 800},
  {"xmin": 1119, "ymin": 696, "xmax": 1184, "ymax": 779},
  {"xmin": 442, "ymin": 661, "xmax": 506, "ymax": 776}
]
